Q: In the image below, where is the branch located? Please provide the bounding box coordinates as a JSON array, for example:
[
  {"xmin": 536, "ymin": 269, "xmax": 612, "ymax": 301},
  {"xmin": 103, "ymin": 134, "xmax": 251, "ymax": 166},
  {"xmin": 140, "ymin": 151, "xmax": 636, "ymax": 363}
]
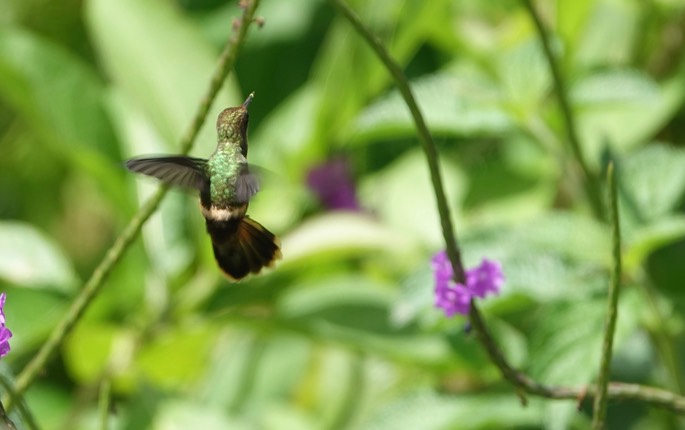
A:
[
  {"xmin": 6, "ymin": 0, "xmax": 261, "ymax": 410},
  {"xmin": 329, "ymin": 0, "xmax": 465, "ymax": 283},
  {"xmin": 331, "ymin": 0, "xmax": 685, "ymax": 416},
  {"xmin": 522, "ymin": 0, "xmax": 604, "ymax": 219},
  {"xmin": 592, "ymin": 163, "xmax": 622, "ymax": 428}
]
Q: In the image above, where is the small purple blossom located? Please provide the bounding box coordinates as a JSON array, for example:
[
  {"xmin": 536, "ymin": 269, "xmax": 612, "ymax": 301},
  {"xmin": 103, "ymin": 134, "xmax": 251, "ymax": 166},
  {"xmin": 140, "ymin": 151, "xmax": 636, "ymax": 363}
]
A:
[
  {"xmin": 467, "ymin": 258, "xmax": 504, "ymax": 298},
  {"xmin": 431, "ymin": 251, "xmax": 504, "ymax": 317},
  {"xmin": 0, "ymin": 293, "xmax": 11, "ymax": 357},
  {"xmin": 306, "ymin": 157, "xmax": 360, "ymax": 211},
  {"xmin": 435, "ymin": 283, "xmax": 471, "ymax": 317}
]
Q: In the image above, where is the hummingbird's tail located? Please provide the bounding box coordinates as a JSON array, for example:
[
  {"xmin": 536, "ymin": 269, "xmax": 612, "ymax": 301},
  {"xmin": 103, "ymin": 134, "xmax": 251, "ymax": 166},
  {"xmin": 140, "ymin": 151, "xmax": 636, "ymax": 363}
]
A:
[{"xmin": 206, "ymin": 216, "xmax": 281, "ymax": 280}]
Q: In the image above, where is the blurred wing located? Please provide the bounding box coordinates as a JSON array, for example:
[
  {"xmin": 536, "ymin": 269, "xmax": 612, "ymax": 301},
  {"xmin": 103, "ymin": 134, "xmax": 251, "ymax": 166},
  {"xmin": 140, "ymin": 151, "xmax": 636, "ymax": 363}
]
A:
[
  {"xmin": 235, "ymin": 163, "xmax": 260, "ymax": 203},
  {"xmin": 125, "ymin": 156, "xmax": 208, "ymax": 191}
]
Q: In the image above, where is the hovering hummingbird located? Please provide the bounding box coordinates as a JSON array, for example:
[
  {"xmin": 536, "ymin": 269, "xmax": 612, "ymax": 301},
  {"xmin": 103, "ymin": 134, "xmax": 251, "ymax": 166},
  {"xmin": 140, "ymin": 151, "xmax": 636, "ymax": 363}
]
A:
[{"xmin": 125, "ymin": 93, "xmax": 281, "ymax": 280}]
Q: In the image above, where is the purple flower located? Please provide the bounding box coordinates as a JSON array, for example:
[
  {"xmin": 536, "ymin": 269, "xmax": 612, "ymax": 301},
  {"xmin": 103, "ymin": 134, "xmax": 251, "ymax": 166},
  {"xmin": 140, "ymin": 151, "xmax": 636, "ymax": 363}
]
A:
[
  {"xmin": 431, "ymin": 251, "xmax": 503, "ymax": 317},
  {"xmin": 467, "ymin": 259, "xmax": 504, "ymax": 298},
  {"xmin": 0, "ymin": 293, "xmax": 11, "ymax": 357},
  {"xmin": 306, "ymin": 157, "xmax": 360, "ymax": 211},
  {"xmin": 435, "ymin": 283, "xmax": 471, "ymax": 317}
]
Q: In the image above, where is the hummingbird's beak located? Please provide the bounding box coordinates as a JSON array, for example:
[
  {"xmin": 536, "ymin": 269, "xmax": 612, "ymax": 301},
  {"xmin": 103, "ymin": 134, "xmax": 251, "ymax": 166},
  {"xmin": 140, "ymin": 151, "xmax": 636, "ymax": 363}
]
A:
[{"xmin": 242, "ymin": 92, "xmax": 255, "ymax": 108}]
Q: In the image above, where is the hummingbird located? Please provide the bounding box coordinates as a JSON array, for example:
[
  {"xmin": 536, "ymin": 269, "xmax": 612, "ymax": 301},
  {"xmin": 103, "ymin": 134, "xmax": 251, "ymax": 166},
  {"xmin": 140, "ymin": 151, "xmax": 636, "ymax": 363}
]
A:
[{"xmin": 125, "ymin": 93, "xmax": 281, "ymax": 280}]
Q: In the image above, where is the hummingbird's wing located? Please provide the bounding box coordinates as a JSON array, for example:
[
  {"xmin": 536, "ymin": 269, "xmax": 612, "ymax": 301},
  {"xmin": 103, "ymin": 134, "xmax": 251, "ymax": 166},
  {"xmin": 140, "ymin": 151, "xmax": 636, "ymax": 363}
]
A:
[
  {"xmin": 125, "ymin": 156, "xmax": 209, "ymax": 191},
  {"xmin": 235, "ymin": 163, "xmax": 260, "ymax": 203}
]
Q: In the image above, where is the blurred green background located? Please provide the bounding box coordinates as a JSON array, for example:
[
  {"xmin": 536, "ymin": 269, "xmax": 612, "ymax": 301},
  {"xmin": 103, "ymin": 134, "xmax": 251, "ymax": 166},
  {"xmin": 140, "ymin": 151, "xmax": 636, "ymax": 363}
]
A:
[{"xmin": 2, "ymin": 0, "xmax": 685, "ymax": 428}]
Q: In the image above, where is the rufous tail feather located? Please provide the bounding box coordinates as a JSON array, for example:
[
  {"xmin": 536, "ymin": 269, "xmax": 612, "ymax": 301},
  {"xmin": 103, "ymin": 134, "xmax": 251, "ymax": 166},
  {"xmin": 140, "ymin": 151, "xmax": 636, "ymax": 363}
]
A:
[{"xmin": 206, "ymin": 217, "xmax": 281, "ymax": 280}]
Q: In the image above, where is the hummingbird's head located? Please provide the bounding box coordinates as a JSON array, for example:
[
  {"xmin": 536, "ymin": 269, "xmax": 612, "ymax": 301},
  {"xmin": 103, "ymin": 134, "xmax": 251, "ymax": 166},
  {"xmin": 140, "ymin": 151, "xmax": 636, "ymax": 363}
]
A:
[{"xmin": 216, "ymin": 93, "xmax": 254, "ymax": 141}]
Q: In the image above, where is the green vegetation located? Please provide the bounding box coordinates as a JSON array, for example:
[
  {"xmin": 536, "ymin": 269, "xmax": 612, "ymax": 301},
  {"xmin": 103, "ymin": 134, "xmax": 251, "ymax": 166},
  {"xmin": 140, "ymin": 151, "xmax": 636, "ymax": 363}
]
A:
[{"xmin": 2, "ymin": 0, "xmax": 685, "ymax": 428}]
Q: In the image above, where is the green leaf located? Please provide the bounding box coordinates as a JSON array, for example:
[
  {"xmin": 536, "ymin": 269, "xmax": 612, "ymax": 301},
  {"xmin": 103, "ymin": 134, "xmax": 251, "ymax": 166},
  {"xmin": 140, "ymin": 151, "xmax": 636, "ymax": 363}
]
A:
[
  {"xmin": 360, "ymin": 390, "xmax": 543, "ymax": 430},
  {"xmin": 624, "ymin": 216, "xmax": 685, "ymax": 271},
  {"xmin": 618, "ymin": 144, "xmax": 685, "ymax": 223},
  {"xmin": 646, "ymin": 238, "xmax": 685, "ymax": 304},
  {"xmin": 86, "ymin": 0, "xmax": 238, "ymax": 154},
  {"xmin": 278, "ymin": 276, "xmax": 397, "ymax": 334},
  {"xmin": 24, "ymin": 382, "xmax": 73, "ymax": 430},
  {"xmin": 0, "ymin": 27, "xmax": 119, "ymax": 160},
  {"xmin": 526, "ymin": 290, "xmax": 640, "ymax": 384},
  {"xmin": 5, "ymin": 288, "xmax": 68, "ymax": 356},
  {"xmin": 462, "ymin": 212, "xmax": 611, "ymax": 302},
  {"xmin": 353, "ymin": 66, "xmax": 512, "ymax": 142},
  {"xmin": 310, "ymin": 0, "xmax": 455, "ymax": 147},
  {"xmin": 556, "ymin": 0, "xmax": 594, "ymax": 55},
  {"xmin": 262, "ymin": 276, "xmax": 460, "ymax": 368},
  {"xmin": 153, "ymin": 400, "xmax": 250, "ymax": 430},
  {"xmin": 280, "ymin": 212, "xmax": 416, "ymax": 268},
  {"xmin": 63, "ymin": 323, "xmax": 121, "ymax": 385},
  {"xmin": 198, "ymin": 332, "xmax": 311, "ymax": 411},
  {"xmin": 0, "ymin": 27, "xmax": 130, "ymax": 213},
  {"xmin": 359, "ymin": 149, "xmax": 465, "ymax": 248},
  {"xmin": 573, "ymin": 1, "xmax": 639, "ymax": 69},
  {"xmin": 571, "ymin": 70, "xmax": 675, "ymax": 161},
  {"xmin": 495, "ymin": 38, "xmax": 552, "ymax": 115},
  {"xmin": 0, "ymin": 222, "xmax": 77, "ymax": 291},
  {"xmin": 135, "ymin": 324, "xmax": 217, "ymax": 389}
]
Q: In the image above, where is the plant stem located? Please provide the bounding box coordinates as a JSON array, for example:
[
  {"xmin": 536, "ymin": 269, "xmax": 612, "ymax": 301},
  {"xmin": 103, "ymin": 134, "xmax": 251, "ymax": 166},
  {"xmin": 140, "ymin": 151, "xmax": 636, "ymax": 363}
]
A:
[
  {"xmin": 6, "ymin": 0, "xmax": 261, "ymax": 411},
  {"xmin": 332, "ymin": 0, "xmax": 685, "ymax": 416},
  {"xmin": 329, "ymin": 0, "xmax": 465, "ymax": 283},
  {"xmin": 592, "ymin": 163, "xmax": 622, "ymax": 429},
  {"xmin": 523, "ymin": 0, "xmax": 604, "ymax": 220},
  {"xmin": 0, "ymin": 375, "xmax": 31, "ymax": 430},
  {"xmin": 98, "ymin": 379, "xmax": 111, "ymax": 430}
]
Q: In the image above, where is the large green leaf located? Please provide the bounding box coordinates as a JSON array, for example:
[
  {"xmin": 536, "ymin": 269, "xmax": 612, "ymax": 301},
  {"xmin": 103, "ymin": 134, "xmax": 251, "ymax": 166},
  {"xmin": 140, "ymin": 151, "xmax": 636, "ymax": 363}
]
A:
[
  {"xmin": 460, "ymin": 212, "xmax": 611, "ymax": 303},
  {"xmin": 278, "ymin": 276, "xmax": 397, "ymax": 334},
  {"xmin": 280, "ymin": 212, "xmax": 416, "ymax": 269},
  {"xmin": 63, "ymin": 322, "xmax": 124, "ymax": 385},
  {"xmin": 527, "ymin": 290, "xmax": 640, "ymax": 384},
  {"xmin": 310, "ymin": 0, "xmax": 455, "ymax": 148},
  {"xmin": 197, "ymin": 331, "xmax": 310, "ymax": 411},
  {"xmin": 4, "ymin": 288, "xmax": 69, "ymax": 357},
  {"xmin": 572, "ymin": 71, "xmax": 679, "ymax": 163},
  {"xmin": 573, "ymin": 1, "xmax": 639, "ymax": 69},
  {"xmin": 135, "ymin": 323, "xmax": 218, "ymax": 390},
  {"xmin": 618, "ymin": 144, "xmax": 685, "ymax": 223},
  {"xmin": 359, "ymin": 149, "xmax": 465, "ymax": 249},
  {"xmin": 556, "ymin": 0, "xmax": 595, "ymax": 57},
  {"xmin": 152, "ymin": 400, "xmax": 250, "ymax": 430},
  {"xmin": 0, "ymin": 28, "xmax": 118, "ymax": 159},
  {"xmin": 0, "ymin": 27, "xmax": 130, "ymax": 212},
  {"xmin": 360, "ymin": 390, "xmax": 543, "ymax": 430},
  {"xmin": 86, "ymin": 0, "xmax": 238, "ymax": 155},
  {"xmin": 624, "ymin": 216, "xmax": 685, "ymax": 271},
  {"xmin": 243, "ymin": 276, "xmax": 463, "ymax": 369},
  {"xmin": 0, "ymin": 221, "xmax": 77, "ymax": 291},
  {"xmin": 526, "ymin": 290, "xmax": 641, "ymax": 429},
  {"xmin": 352, "ymin": 66, "xmax": 512, "ymax": 142}
]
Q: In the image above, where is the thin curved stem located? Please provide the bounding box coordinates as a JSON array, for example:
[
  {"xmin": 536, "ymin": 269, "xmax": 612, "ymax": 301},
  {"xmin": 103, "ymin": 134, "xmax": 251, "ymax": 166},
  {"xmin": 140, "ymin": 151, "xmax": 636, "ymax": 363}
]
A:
[
  {"xmin": 6, "ymin": 0, "xmax": 261, "ymax": 411},
  {"xmin": 592, "ymin": 163, "xmax": 622, "ymax": 428},
  {"xmin": 0, "ymin": 374, "xmax": 32, "ymax": 430},
  {"xmin": 98, "ymin": 378, "xmax": 111, "ymax": 430},
  {"xmin": 523, "ymin": 0, "xmax": 604, "ymax": 219},
  {"xmin": 331, "ymin": 0, "xmax": 685, "ymax": 416},
  {"xmin": 329, "ymin": 0, "xmax": 465, "ymax": 283}
]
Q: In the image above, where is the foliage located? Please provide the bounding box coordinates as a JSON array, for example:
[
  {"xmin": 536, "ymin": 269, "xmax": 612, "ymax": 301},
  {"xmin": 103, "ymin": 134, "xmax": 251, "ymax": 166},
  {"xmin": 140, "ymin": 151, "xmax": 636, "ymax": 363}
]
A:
[{"xmin": 1, "ymin": 0, "xmax": 685, "ymax": 429}]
